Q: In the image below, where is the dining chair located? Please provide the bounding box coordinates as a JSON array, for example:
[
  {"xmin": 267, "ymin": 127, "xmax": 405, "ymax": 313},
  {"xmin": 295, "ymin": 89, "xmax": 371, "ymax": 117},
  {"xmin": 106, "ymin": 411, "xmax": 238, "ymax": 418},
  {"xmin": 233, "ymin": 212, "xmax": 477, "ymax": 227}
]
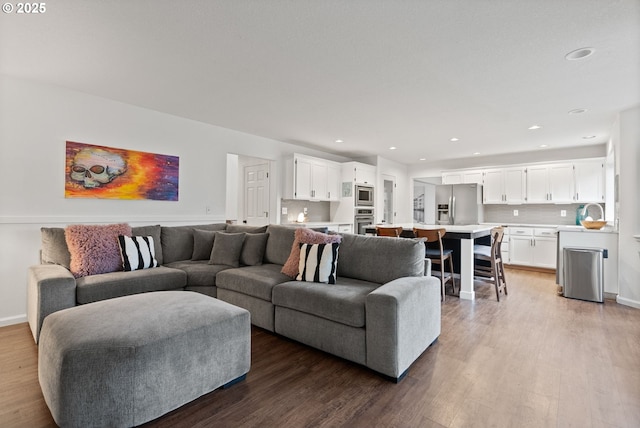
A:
[
  {"xmin": 413, "ymin": 228, "xmax": 455, "ymax": 301},
  {"xmin": 473, "ymin": 226, "xmax": 507, "ymax": 301},
  {"xmin": 376, "ymin": 226, "xmax": 404, "ymax": 237}
]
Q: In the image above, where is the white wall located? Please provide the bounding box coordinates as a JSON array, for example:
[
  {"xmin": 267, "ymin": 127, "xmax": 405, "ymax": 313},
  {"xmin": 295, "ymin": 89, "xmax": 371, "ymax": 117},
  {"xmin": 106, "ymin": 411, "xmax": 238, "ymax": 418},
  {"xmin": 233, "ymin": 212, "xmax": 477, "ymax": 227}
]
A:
[
  {"xmin": 0, "ymin": 75, "xmax": 347, "ymax": 325},
  {"xmin": 615, "ymin": 106, "xmax": 640, "ymax": 308}
]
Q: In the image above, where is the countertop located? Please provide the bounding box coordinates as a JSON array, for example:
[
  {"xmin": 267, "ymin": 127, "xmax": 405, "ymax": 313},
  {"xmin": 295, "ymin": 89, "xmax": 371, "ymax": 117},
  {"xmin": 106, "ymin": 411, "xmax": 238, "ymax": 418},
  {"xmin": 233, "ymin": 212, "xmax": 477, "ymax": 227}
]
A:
[{"xmin": 557, "ymin": 225, "xmax": 618, "ymax": 234}]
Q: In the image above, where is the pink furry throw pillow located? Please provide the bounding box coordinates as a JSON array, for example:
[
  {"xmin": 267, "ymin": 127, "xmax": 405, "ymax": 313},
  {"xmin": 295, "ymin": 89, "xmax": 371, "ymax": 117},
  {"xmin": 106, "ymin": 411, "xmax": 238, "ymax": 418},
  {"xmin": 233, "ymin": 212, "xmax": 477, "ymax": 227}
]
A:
[
  {"xmin": 65, "ymin": 223, "xmax": 132, "ymax": 278},
  {"xmin": 281, "ymin": 228, "xmax": 342, "ymax": 278}
]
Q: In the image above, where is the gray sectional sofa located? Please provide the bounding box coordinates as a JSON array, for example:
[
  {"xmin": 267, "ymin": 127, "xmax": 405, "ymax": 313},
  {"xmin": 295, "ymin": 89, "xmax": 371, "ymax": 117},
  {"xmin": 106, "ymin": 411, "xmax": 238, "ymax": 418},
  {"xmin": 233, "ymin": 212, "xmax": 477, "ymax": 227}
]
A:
[{"xmin": 28, "ymin": 223, "xmax": 441, "ymax": 380}]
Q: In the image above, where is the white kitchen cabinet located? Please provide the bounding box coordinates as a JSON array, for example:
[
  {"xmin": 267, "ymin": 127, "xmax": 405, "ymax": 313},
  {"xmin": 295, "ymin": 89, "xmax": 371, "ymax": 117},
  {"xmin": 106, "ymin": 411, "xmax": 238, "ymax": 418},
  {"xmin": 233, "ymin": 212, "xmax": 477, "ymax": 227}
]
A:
[
  {"xmin": 342, "ymin": 161, "xmax": 376, "ymax": 185},
  {"xmin": 482, "ymin": 167, "xmax": 526, "ymax": 204},
  {"xmin": 443, "ymin": 170, "xmax": 483, "ymax": 185},
  {"xmin": 292, "ymin": 154, "xmax": 340, "ymax": 201},
  {"xmin": 574, "ymin": 159, "xmax": 605, "ymax": 203},
  {"xmin": 526, "ymin": 163, "xmax": 574, "ymax": 203},
  {"xmin": 508, "ymin": 227, "xmax": 557, "ymax": 269}
]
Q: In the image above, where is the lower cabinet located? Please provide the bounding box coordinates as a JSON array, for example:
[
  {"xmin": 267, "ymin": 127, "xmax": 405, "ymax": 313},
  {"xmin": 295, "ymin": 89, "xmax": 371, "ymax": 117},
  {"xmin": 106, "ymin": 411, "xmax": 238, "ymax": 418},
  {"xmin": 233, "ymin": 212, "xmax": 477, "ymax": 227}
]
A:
[{"xmin": 508, "ymin": 227, "xmax": 557, "ymax": 269}]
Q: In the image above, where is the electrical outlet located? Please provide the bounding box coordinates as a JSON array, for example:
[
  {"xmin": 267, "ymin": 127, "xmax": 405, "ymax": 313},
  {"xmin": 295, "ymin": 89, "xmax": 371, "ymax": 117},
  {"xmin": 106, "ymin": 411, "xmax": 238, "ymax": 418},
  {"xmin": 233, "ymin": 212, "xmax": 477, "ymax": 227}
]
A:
[
  {"xmin": 561, "ymin": 210, "xmax": 567, "ymax": 217},
  {"xmin": 281, "ymin": 207, "xmax": 288, "ymax": 215},
  {"xmin": 513, "ymin": 209, "xmax": 519, "ymax": 216},
  {"xmin": 303, "ymin": 207, "xmax": 308, "ymax": 215},
  {"xmin": 205, "ymin": 206, "xmax": 211, "ymax": 214}
]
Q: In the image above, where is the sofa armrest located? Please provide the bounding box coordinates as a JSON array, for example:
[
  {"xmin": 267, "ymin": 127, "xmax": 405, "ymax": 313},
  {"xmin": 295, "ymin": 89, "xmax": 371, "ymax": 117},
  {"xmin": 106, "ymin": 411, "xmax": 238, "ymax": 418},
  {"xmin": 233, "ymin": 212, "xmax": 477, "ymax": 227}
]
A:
[
  {"xmin": 424, "ymin": 258, "xmax": 432, "ymax": 276},
  {"xmin": 27, "ymin": 264, "xmax": 76, "ymax": 343},
  {"xmin": 365, "ymin": 275, "xmax": 441, "ymax": 380}
]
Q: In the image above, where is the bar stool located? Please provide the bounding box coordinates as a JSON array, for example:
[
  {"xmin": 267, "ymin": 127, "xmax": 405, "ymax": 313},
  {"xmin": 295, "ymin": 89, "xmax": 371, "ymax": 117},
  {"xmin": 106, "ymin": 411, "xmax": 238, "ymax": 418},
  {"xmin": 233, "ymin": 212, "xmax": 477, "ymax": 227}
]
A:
[
  {"xmin": 473, "ymin": 226, "xmax": 507, "ymax": 301},
  {"xmin": 376, "ymin": 226, "xmax": 404, "ymax": 237},
  {"xmin": 413, "ymin": 228, "xmax": 456, "ymax": 301}
]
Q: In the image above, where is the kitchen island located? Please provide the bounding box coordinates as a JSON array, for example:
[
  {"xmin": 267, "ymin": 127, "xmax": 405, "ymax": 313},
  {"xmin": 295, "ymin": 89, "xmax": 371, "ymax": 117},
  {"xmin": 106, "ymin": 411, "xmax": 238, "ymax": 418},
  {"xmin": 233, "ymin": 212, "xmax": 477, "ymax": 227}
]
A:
[{"xmin": 366, "ymin": 224, "xmax": 494, "ymax": 300}]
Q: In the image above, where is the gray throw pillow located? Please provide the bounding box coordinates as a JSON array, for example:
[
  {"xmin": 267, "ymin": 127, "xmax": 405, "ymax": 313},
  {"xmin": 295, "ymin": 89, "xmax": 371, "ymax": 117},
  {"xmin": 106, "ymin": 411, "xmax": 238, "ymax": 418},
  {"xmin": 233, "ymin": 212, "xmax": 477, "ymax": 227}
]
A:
[
  {"xmin": 209, "ymin": 232, "xmax": 245, "ymax": 267},
  {"xmin": 240, "ymin": 233, "xmax": 268, "ymax": 266},
  {"xmin": 41, "ymin": 227, "xmax": 71, "ymax": 269},
  {"xmin": 192, "ymin": 229, "xmax": 216, "ymax": 261}
]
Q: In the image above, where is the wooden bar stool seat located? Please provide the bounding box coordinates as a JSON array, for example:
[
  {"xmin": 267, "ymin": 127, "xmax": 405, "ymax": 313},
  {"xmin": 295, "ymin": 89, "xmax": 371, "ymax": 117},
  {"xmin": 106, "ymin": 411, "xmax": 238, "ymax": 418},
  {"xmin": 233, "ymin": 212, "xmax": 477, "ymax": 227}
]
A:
[
  {"xmin": 473, "ymin": 226, "xmax": 508, "ymax": 301},
  {"xmin": 376, "ymin": 226, "xmax": 404, "ymax": 237},
  {"xmin": 413, "ymin": 228, "xmax": 456, "ymax": 301}
]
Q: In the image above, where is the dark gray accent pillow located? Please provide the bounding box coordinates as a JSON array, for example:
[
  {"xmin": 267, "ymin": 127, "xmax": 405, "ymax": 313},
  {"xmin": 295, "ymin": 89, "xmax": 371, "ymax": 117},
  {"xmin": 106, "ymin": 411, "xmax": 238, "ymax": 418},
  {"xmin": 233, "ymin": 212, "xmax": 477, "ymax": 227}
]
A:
[
  {"xmin": 209, "ymin": 232, "xmax": 246, "ymax": 267},
  {"xmin": 240, "ymin": 233, "xmax": 268, "ymax": 266},
  {"xmin": 191, "ymin": 229, "xmax": 216, "ymax": 261},
  {"xmin": 41, "ymin": 227, "xmax": 71, "ymax": 269},
  {"xmin": 131, "ymin": 225, "xmax": 163, "ymax": 265},
  {"xmin": 226, "ymin": 224, "xmax": 268, "ymax": 233}
]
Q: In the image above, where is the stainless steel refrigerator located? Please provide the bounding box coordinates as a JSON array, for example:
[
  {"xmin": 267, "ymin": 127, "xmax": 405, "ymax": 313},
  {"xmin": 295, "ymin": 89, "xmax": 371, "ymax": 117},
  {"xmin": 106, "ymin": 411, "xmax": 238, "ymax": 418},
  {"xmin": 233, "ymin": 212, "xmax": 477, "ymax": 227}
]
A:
[{"xmin": 435, "ymin": 184, "xmax": 484, "ymax": 225}]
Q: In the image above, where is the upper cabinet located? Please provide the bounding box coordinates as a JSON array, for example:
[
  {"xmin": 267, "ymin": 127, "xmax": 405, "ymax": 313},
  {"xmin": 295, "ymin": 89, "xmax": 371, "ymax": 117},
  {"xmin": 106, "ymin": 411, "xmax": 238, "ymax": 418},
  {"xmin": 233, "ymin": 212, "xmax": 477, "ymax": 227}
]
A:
[
  {"xmin": 482, "ymin": 167, "xmax": 526, "ymax": 204},
  {"xmin": 342, "ymin": 161, "xmax": 376, "ymax": 185},
  {"xmin": 574, "ymin": 159, "xmax": 605, "ymax": 203},
  {"xmin": 290, "ymin": 154, "xmax": 341, "ymax": 201},
  {"xmin": 526, "ymin": 163, "xmax": 574, "ymax": 204},
  {"xmin": 442, "ymin": 157, "xmax": 605, "ymax": 205},
  {"xmin": 443, "ymin": 170, "xmax": 483, "ymax": 185}
]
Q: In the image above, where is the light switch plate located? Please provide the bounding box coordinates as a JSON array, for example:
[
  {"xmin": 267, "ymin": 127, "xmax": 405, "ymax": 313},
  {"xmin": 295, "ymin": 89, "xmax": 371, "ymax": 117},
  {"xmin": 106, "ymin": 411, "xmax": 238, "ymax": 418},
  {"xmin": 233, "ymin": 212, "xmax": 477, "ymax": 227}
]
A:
[
  {"xmin": 281, "ymin": 207, "xmax": 288, "ymax": 215},
  {"xmin": 513, "ymin": 209, "xmax": 519, "ymax": 216}
]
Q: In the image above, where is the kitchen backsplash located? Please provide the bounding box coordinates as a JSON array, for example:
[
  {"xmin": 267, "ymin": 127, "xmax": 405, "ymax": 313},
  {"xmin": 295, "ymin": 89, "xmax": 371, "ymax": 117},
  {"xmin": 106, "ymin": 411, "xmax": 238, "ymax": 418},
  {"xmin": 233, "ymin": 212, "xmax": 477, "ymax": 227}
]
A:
[
  {"xmin": 484, "ymin": 203, "xmax": 605, "ymax": 226},
  {"xmin": 281, "ymin": 199, "xmax": 331, "ymax": 224}
]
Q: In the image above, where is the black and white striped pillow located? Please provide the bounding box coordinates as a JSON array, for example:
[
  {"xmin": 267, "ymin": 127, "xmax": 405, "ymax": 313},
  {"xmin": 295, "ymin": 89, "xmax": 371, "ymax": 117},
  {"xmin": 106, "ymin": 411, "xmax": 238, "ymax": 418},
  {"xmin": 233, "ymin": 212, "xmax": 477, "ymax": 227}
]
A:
[
  {"xmin": 296, "ymin": 242, "xmax": 339, "ymax": 284},
  {"xmin": 118, "ymin": 235, "xmax": 158, "ymax": 271}
]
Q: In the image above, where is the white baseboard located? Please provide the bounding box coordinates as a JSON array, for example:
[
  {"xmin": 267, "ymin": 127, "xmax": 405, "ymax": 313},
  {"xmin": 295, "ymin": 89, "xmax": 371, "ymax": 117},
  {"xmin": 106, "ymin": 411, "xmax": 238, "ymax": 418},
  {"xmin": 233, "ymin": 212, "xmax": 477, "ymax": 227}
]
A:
[
  {"xmin": 0, "ymin": 314, "xmax": 27, "ymax": 327},
  {"xmin": 616, "ymin": 295, "xmax": 640, "ymax": 309}
]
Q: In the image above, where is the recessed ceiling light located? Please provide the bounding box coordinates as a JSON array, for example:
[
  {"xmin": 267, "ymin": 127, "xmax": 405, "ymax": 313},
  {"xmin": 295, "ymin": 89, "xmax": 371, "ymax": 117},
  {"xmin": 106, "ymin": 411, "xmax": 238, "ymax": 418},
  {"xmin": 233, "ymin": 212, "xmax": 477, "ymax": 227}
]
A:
[
  {"xmin": 568, "ymin": 108, "xmax": 587, "ymax": 115},
  {"xmin": 528, "ymin": 125, "xmax": 541, "ymax": 130},
  {"xmin": 450, "ymin": 137, "xmax": 459, "ymax": 142},
  {"xmin": 419, "ymin": 158, "xmax": 426, "ymax": 161},
  {"xmin": 335, "ymin": 139, "xmax": 343, "ymax": 143},
  {"xmin": 473, "ymin": 152, "xmax": 481, "ymax": 156},
  {"xmin": 583, "ymin": 135, "xmax": 596, "ymax": 139},
  {"xmin": 565, "ymin": 47, "xmax": 595, "ymax": 61},
  {"xmin": 540, "ymin": 144, "xmax": 549, "ymax": 148},
  {"xmin": 389, "ymin": 146, "xmax": 397, "ymax": 150}
]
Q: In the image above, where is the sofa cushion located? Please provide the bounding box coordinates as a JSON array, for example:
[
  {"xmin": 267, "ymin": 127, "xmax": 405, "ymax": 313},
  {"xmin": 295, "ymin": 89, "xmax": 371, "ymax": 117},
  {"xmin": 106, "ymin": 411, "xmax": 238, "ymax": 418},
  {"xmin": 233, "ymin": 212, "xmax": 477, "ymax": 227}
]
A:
[
  {"xmin": 240, "ymin": 233, "xmax": 268, "ymax": 266},
  {"xmin": 131, "ymin": 225, "xmax": 162, "ymax": 265},
  {"xmin": 161, "ymin": 224, "xmax": 226, "ymax": 264},
  {"xmin": 164, "ymin": 260, "xmax": 231, "ymax": 286},
  {"xmin": 75, "ymin": 266, "xmax": 187, "ymax": 304},
  {"xmin": 210, "ymin": 232, "xmax": 245, "ymax": 267},
  {"xmin": 337, "ymin": 234, "xmax": 425, "ymax": 284},
  {"xmin": 65, "ymin": 223, "xmax": 132, "ymax": 278},
  {"xmin": 296, "ymin": 242, "xmax": 339, "ymax": 284},
  {"xmin": 272, "ymin": 277, "xmax": 378, "ymax": 328},
  {"xmin": 41, "ymin": 227, "xmax": 71, "ymax": 269},
  {"xmin": 226, "ymin": 224, "xmax": 268, "ymax": 233},
  {"xmin": 118, "ymin": 235, "xmax": 158, "ymax": 271},
  {"xmin": 191, "ymin": 229, "xmax": 216, "ymax": 261},
  {"xmin": 216, "ymin": 264, "xmax": 291, "ymax": 301},
  {"xmin": 264, "ymin": 225, "xmax": 297, "ymax": 265}
]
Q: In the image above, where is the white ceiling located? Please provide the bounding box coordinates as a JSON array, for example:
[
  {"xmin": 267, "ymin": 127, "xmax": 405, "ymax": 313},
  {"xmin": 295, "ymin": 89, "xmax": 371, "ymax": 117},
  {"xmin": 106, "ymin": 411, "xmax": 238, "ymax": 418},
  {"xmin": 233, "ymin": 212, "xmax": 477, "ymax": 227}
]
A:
[{"xmin": 1, "ymin": 0, "xmax": 638, "ymax": 165}]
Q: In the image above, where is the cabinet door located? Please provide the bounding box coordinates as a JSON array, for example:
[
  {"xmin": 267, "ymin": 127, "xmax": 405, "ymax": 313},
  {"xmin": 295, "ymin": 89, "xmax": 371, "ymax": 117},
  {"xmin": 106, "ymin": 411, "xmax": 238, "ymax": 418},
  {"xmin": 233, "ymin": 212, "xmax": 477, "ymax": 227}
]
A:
[
  {"xmin": 574, "ymin": 160, "xmax": 604, "ymax": 203},
  {"xmin": 295, "ymin": 157, "xmax": 313, "ymax": 199},
  {"xmin": 509, "ymin": 236, "xmax": 533, "ymax": 265},
  {"xmin": 483, "ymin": 169, "xmax": 505, "ymax": 204},
  {"xmin": 310, "ymin": 162, "xmax": 327, "ymax": 200},
  {"xmin": 533, "ymin": 237, "xmax": 557, "ymax": 268},
  {"xmin": 463, "ymin": 170, "xmax": 483, "ymax": 184},
  {"xmin": 355, "ymin": 166, "xmax": 376, "ymax": 185},
  {"xmin": 526, "ymin": 165, "xmax": 549, "ymax": 203},
  {"xmin": 504, "ymin": 167, "xmax": 526, "ymax": 204},
  {"xmin": 548, "ymin": 163, "xmax": 574, "ymax": 203},
  {"xmin": 326, "ymin": 163, "xmax": 341, "ymax": 201},
  {"xmin": 442, "ymin": 172, "xmax": 463, "ymax": 185}
]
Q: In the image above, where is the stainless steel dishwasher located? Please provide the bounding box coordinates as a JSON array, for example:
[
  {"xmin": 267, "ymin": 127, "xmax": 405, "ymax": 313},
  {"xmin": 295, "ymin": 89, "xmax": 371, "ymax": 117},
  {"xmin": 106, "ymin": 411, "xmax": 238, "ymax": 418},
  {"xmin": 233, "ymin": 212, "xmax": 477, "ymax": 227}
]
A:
[{"xmin": 563, "ymin": 247, "xmax": 606, "ymax": 303}]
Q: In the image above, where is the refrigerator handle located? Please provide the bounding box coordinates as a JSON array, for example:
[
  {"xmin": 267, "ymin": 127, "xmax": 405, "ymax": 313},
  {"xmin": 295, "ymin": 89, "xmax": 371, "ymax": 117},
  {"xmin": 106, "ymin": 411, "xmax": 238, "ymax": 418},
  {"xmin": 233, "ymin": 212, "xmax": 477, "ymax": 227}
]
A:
[{"xmin": 451, "ymin": 196, "xmax": 456, "ymax": 225}]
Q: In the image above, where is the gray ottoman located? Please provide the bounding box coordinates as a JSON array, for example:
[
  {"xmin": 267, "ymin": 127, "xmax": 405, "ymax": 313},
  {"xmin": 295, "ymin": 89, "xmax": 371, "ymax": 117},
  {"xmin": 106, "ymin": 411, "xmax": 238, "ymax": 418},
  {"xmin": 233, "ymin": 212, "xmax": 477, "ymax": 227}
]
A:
[{"xmin": 38, "ymin": 291, "xmax": 251, "ymax": 428}]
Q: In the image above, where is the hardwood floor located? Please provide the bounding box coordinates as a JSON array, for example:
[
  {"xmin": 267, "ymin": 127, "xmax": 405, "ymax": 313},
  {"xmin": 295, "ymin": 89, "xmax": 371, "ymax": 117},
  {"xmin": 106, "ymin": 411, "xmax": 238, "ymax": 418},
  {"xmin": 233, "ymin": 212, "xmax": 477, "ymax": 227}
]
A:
[{"xmin": 1, "ymin": 269, "xmax": 639, "ymax": 427}]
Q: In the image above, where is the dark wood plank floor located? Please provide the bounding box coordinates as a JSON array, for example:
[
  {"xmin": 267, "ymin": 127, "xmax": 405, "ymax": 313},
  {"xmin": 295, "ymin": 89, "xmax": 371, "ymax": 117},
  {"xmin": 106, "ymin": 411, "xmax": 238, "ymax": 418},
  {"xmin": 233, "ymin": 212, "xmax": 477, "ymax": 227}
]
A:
[{"xmin": 1, "ymin": 269, "xmax": 639, "ymax": 427}]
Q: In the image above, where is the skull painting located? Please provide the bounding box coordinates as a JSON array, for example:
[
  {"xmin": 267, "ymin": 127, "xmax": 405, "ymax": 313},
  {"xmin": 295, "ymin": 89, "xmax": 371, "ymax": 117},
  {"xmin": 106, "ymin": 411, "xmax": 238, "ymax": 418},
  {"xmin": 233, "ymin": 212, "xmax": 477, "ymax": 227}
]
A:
[{"xmin": 70, "ymin": 148, "xmax": 127, "ymax": 188}]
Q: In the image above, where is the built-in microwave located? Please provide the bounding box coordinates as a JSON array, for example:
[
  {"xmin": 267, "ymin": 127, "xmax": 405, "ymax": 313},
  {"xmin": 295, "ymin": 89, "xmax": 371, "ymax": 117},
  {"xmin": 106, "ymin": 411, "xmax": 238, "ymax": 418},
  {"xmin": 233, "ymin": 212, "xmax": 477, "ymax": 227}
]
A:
[{"xmin": 355, "ymin": 185, "xmax": 374, "ymax": 206}]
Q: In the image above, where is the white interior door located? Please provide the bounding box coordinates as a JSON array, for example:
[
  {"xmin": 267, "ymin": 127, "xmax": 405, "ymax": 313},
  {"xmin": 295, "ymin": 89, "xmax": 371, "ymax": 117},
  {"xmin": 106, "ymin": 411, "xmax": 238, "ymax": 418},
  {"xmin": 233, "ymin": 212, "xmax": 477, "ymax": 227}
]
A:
[
  {"xmin": 382, "ymin": 174, "xmax": 396, "ymax": 224},
  {"xmin": 244, "ymin": 163, "xmax": 269, "ymax": 226}
]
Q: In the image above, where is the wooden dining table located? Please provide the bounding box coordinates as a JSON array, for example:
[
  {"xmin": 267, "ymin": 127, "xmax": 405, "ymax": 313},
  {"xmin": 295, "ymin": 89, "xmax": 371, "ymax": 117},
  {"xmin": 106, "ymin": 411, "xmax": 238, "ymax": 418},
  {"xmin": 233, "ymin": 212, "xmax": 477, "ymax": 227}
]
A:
[{"xmin": 366, "ymin": 224, "xmax": 494, "ymax": 300}]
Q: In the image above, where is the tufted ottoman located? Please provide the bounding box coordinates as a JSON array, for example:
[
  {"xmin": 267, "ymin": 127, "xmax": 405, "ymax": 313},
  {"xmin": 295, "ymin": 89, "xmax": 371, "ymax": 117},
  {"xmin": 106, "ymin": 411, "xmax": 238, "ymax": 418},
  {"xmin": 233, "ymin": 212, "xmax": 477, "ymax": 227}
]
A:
[{"xmin": 38, "ymin": 291, "xmax": 250, "ymax": 428}]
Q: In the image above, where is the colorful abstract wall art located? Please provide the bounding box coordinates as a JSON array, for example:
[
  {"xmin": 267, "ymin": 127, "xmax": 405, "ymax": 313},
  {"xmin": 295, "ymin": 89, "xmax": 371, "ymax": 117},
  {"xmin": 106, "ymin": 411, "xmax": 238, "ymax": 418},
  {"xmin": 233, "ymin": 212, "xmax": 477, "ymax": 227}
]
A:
[{"xmin": 65, "ymin": 141, "xmax": 179, "ymax": 201}]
